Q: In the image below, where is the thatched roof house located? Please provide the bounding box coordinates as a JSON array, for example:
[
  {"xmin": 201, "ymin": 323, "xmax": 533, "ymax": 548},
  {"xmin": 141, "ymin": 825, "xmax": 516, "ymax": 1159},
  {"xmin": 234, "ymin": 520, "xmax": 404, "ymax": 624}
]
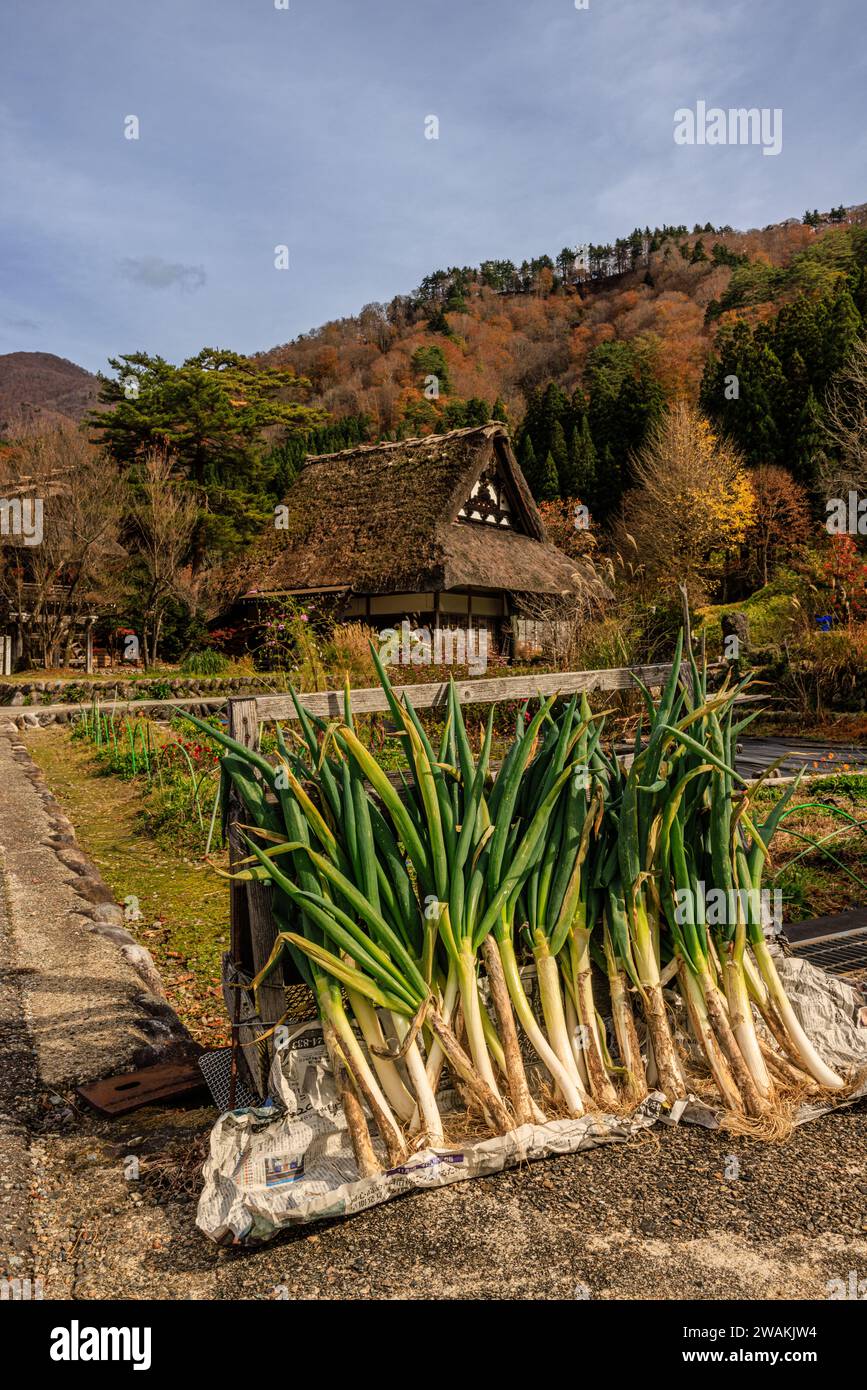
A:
[{"xmin": 238, "ymin": 423, "xmax": 604, "ymax": 654}]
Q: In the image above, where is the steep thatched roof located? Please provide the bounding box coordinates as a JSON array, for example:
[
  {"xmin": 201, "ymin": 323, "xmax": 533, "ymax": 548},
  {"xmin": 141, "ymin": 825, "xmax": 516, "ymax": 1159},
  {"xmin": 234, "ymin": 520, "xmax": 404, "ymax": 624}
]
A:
[{"xmin": 247, "ymin": 423, "xmax": 602, "ymax": 600}]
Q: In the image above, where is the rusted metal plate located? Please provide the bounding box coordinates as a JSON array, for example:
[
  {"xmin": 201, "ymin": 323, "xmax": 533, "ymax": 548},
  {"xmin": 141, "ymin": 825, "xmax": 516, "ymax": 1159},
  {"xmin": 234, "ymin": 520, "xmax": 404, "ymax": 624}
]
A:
[{"xmin": 77, "ymin": 1060, "xmax": 207, "ymax": 1116}]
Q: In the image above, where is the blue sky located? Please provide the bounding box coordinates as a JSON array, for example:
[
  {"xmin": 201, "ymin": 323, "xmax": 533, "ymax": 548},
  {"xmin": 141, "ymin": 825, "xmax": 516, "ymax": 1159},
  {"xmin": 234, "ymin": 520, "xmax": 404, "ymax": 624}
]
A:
[{"xmin": 1, "ymin": 0, "xmax": 865, "ymax": 373}]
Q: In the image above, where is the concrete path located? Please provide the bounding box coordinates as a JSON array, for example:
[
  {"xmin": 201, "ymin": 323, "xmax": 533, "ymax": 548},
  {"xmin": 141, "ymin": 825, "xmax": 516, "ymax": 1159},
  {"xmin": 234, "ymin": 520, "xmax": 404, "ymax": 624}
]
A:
[
  {"xmin": 0, "ymin": 730, "xmax": 206, "ymax": 1299},
  {"xmin": 0, "ymin": 857, "xmax": 39, "ymax": 1278},
  {"xmin": 0, "ymin": 734, "xmax": 191, "ymax": 1091}
]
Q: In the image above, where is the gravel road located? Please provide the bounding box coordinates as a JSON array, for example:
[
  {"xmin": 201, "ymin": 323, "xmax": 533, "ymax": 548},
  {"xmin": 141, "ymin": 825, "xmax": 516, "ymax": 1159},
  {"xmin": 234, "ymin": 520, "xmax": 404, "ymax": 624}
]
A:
[{"xmin": 3, "ymin": 1089, "xmax": 865, "ymax": 1301}]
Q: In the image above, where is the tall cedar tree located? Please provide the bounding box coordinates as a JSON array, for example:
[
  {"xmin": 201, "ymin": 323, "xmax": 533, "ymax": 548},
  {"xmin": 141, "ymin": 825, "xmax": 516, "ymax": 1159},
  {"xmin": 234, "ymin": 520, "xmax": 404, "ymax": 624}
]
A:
[
  {"xmin": 538, "ymin": 451, "xmax": 560, "ymax": 501},
  {"xmin": 585, "ymin": 340, "xmax": 666, "ymax": 515},
  {"xmin": 562, "ymin": 417, "xmax": 597, "ymax": 501},
  {"xmin": 550, "ymin": 419, "xmax": 569, "ymax": 487}
]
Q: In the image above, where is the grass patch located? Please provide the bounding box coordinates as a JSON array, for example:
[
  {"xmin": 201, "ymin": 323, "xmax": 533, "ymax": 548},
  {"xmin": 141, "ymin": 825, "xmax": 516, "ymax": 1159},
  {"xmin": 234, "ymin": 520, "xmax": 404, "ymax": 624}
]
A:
[
  {"xmin": 696, "ymin": 569, "xmax": 803, "ymax": 652},
  {"xmin": 752, "ymin": 777, "xmax": 867, "ymax": 921}
]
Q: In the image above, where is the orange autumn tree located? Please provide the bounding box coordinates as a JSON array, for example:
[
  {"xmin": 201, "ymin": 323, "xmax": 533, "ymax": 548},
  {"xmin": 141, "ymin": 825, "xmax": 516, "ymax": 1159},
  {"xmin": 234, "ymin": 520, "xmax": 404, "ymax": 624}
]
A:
[
  {"xmin": 741, "ymin": 464, "xmax": 812, "ymax": 587},
  {"xmin": 537, "ymin": 497, "xmax": 597, "ymax": 559},
  {"xmin": 618, "ymin": 402, "xmax": 756, "ymax": 601}
]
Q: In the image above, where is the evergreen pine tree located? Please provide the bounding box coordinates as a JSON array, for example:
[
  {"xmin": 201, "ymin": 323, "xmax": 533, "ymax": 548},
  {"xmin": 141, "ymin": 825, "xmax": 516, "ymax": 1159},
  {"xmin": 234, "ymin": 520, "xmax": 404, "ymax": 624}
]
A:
[
  {"xmin": 749, "ymin": 345, "xmax": 787, "ymax": 464},
  {"xmin": 540, "ymin": 382, "xmax": 568, "ymax": 460},
  {"xmin": 521, "ymin": 388, "xmax": 545, "ymax": 461},
  {"xmin": 570, "ymin": 416, "xmax": 598, "ymax": 504},
  {"xmin": 464, "ymin": 397, "xmax": 489, "ymax": 426},
  {"xmin": 518, "ymin": 434, "xmax": 541, "ymax": 493},
  {"xmin": 550, "ymin": 419, "xmax": 569, "ymax": 491},
  {"xmin": 426, "ymin": 307, "xmax": 451, "ymax": 335},
  {"xmin": 827, "ymin": 284, "xmax": 860, "ymax": 376},
  {"xmin": 557, "ymin": 427, "xmax": 581, "ymax": 497},
  {"xmin": 595, "ymin": 443, "xmax": 620, "ymax": 517},
  {"xmin": 790, "ymin": 386, "xmax": 825, "ymax": 491},
  {"xmin": 442, "ymin": 400, "xmax": 468, "ymax": 429},
  {"xmin": 538, "ymin": 451, "xmax": 560, "ymax": 501}
]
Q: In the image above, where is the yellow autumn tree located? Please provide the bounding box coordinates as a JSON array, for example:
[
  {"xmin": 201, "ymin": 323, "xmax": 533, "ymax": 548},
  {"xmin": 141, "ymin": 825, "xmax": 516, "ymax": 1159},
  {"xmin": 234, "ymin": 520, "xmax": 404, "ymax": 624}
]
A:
[{"xmin": 618, "ymin": 402, "xmax": 756, "ymax": 601}]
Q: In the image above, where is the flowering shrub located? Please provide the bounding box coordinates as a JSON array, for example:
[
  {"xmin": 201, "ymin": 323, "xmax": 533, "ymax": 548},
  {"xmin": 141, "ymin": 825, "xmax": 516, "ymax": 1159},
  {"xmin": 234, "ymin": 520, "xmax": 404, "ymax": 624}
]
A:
[
  {"xmin": 161, "ymin": 737, "xmax": 220, "ymax": 768},
  {"xmin": 258, "ymin": 601, "xmax": 383, "ymax": 690},
  {"xmin": 259, "ymin": 598, "xmax": 327, "ymax": 687}
]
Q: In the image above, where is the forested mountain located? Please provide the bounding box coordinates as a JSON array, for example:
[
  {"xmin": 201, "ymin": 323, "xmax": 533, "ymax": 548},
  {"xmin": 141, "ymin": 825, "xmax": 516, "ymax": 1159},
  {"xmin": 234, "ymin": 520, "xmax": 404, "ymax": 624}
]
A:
[
  {"xmin": 3, "ymin": 202, "xmax": 865, "ymax": 664},
  {"xmin": 259, "ymin": 203, "xmax": 867, "ymax": 518},
  {"xmin": 0, "ymin": 352, "xmax": 100, "ymax": 431}
]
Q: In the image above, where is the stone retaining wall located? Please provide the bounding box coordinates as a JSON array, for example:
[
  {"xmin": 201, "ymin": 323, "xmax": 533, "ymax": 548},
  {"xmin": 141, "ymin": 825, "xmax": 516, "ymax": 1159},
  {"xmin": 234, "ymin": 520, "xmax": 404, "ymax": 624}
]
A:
[
  {"xmin": 0, "ymin": 677, "xmax": 278, "ymax": 707},
  {"xmin": 0, "ymin": 701, "xmax": 226, "ymax": 734}
]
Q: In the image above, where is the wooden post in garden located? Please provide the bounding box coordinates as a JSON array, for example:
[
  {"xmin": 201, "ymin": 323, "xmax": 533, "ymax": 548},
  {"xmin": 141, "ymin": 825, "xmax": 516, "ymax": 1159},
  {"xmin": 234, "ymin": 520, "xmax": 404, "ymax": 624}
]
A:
[
  {"xmin": 225, "ymin": 699, "xmax": 286, "ymax": 1092},
  {"xmin": 85, "ymin": 618, "xmax": 94, "ymax": 675}
]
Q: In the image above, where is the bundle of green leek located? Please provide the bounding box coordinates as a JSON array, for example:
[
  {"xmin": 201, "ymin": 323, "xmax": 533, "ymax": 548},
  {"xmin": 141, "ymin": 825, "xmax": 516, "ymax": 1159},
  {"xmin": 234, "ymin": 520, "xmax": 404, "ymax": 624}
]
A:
[{"xmin": 186, "ymin": 636, "xmax": 860, "ymax": 1173}]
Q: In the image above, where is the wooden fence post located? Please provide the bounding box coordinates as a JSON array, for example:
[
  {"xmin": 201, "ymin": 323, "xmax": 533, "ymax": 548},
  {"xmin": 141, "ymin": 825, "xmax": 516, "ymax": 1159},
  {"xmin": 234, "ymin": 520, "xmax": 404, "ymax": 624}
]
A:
[{"xmin": 226, "ymin": 698, "xmax": 286, "ymax": 1095}]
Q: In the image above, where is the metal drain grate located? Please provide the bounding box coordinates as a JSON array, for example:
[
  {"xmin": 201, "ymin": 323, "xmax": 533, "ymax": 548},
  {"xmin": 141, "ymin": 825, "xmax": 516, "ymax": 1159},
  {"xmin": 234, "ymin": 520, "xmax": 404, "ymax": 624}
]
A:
[{"xmin": 788, "ymin": 926, "xmax": 867, "ymax": 977}]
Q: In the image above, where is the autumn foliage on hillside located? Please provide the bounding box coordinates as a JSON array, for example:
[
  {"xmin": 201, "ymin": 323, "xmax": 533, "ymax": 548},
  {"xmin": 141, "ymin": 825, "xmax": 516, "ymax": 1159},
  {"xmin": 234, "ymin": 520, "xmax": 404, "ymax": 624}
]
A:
[{"xmin": 261, "ymin": 213, "xmax": 859, "ymax": 426}]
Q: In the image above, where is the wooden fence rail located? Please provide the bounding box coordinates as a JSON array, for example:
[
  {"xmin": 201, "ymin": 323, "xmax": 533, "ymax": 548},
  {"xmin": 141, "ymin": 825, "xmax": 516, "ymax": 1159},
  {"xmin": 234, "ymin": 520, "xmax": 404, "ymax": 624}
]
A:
[{"xmin": 249, "ymin": 661, "xmax": 698, "ymax": 724}]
